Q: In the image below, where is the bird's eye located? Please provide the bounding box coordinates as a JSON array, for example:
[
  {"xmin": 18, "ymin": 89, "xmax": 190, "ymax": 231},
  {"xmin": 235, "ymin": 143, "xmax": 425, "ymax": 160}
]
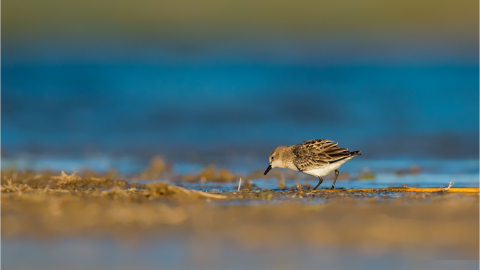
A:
[{"xmin": 271, "ymin": 157, "xmax": 274, "ymax": 161}]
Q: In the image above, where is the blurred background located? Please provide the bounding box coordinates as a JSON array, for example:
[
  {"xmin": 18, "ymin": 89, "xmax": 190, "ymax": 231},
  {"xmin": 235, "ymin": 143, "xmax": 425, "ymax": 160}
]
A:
[
  {"xmin": 2, "ymin": 0, "xmax": 479, "ymax": 172},
  {"xmin": 2, "ymin": 2, "xmax": 479, "ymax": 270}
]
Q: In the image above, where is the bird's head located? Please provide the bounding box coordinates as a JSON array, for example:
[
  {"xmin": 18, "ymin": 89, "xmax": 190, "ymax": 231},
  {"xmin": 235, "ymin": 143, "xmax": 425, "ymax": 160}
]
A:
[{"xmin": 264, "ymin": 146, "xmax": 288, "ymax": 175}]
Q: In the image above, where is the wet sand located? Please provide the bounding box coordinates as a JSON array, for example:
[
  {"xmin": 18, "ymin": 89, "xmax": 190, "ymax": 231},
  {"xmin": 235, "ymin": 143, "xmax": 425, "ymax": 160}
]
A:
[{"xmin": 2, "ymin": 172, "xmax": 479, "ymax": 269}]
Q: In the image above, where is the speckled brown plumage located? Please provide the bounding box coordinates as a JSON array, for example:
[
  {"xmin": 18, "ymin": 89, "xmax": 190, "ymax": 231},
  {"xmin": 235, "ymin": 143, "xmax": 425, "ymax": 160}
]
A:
[{"xmin": 292, "ymin": 139, "xmax": 360, "ymax": 171}]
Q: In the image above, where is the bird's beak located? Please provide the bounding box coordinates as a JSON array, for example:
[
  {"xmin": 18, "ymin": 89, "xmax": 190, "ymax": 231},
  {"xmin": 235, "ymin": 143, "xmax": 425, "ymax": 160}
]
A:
[{"xmin": 264, "ymin": 165, "xmax": 272, "ymax": 175}]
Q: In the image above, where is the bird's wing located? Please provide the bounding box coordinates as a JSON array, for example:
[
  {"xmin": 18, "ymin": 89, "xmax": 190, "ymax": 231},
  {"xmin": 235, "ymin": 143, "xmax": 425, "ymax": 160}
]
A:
[{"xmin": 292, "ymin": 139, "xmax": 353, "ymax": 171}]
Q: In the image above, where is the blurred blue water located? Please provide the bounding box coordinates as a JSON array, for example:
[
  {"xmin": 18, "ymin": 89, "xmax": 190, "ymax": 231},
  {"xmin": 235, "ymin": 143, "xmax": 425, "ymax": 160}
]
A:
[
  {"xmin": 2, "ymin": 61, "xmax": 478, "ymax": 160},
  {"xmin": 178, "ymin": 173, "xmax": 479, "ymax": 191},
  {"xmin": 5, "ymin": 237, "xmax": 472, "ymax": 270}
]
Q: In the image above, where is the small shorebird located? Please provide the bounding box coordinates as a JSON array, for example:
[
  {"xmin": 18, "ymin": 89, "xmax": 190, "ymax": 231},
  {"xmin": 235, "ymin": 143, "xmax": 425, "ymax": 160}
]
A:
[{"xmin": 264, "ymin": 139, "xmax": 361, "ymax": 190}]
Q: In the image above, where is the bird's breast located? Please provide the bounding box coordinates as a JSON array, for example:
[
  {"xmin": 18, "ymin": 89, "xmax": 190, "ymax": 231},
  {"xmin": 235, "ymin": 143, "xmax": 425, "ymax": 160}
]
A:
[
  {"xmin": 303, "ymin": 166, "xmax": 333, "ymax": 177},
  {"xmin": 302, "ymin": 158, "xmax": 351, "ymax": 177}
]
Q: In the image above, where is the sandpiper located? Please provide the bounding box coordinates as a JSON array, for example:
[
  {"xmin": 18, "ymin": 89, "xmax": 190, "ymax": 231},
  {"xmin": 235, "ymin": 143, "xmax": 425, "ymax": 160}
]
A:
[{"xmin": 264, "ymin": 139, "xmax": 361, "ymax": 190}]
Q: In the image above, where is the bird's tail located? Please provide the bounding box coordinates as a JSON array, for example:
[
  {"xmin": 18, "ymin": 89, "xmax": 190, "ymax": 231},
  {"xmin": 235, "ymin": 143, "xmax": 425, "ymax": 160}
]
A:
[{"xmin": 349, "ymin": 150, "xmax": 361, "ymax": 156}]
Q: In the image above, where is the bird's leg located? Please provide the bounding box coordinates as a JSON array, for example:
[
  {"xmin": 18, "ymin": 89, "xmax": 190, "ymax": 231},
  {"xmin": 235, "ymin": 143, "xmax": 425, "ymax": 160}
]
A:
[
  {"xmin": 313, "ymin": 177, "xmax": 323, "ymax": 190},
  {"xmin": 331, "ymin": 170, "xmax": 339, "ymax": 190}
]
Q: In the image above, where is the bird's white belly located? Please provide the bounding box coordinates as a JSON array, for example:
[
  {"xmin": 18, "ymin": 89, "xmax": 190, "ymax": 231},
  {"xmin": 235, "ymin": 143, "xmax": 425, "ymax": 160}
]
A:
[{"xmin": 302, "ymin": 158, "xmax": 351, "ymax": 177}]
